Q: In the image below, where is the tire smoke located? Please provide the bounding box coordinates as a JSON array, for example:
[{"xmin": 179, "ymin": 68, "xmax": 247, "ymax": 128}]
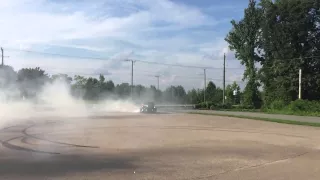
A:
[{"xmin": 0, "ymin": 78, "xmax": 140, "ymax": 129}]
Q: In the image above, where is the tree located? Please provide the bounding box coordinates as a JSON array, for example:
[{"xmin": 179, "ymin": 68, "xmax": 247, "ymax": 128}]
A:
[
  {"xmin": 73, "ymin": 75, "xmax": 87, "ymax": 88},
  {"xmin": 17, "ymin": 67, "xmax": 50, "ymax": 98},
  {"xmin": 83, "ymin": 77, "xmax": 100, "ymax": 100},
  {"xmin": 225, "ymin": 0, "xmax": 263, "ymax": 108},
  {"xmin": 187, "ymin": 89, "xmax": 198, "ymax": 104},
  {"xmin": 175, "ymin": 85, "xmax": 187, "ymax": 103},
  {"xmin": 163, "ymin": 86, "xmax": 186, "ymax": 103},
  {"xmin": 51, "ymin": 74, "xmax": 72, "ymax": 84},
  {"xmin": 0, "ymin": 65, "xmax": 18, "ymax": 101},
  {"xmin": 72, "ymin": 75, "xmax": 87, "ymax": 98},
  {"xmin": 259, "ymin": 0, "xmax": 320, "ymax": 104},
  {"xmin": 225, "ymin": 81, "xmax": 241, "ymax": 104},
  {"xmin": 115, "ymin": 83, "xmax": 130, "ymax": 98},
  {"xmin": 105, "ymin": 80, "xmax": 115, "ymax": 92},
  {"xmin": 213, "ymin": 87, "xmax": 223, "ymax": 104},
  {"xmin": 205, "ymin": 81, "xmax": 217, "ymax": 102}
]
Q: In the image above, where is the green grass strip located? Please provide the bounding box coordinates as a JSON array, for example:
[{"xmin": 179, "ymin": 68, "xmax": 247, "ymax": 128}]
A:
[{"xmin": 188, "ymin": 112, "xmax": 320, "ymax": 127}]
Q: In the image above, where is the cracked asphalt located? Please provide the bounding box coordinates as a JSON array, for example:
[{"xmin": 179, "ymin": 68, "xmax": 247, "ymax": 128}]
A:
[{"xmin": 1, "ymin": 112, "xmax": 320, "ymax": 180}]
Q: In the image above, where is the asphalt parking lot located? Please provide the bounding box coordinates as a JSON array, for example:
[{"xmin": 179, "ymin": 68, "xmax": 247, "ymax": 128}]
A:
[{"xmin": 1, "ymin": 112, "xmax": 320, "ymax": 180}]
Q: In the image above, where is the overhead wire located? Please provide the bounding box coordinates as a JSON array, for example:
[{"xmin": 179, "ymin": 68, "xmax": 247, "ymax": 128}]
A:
[
  {"xmin": 6, "ymin": 47, "xmax": 245, "ymax": 69},
  {"xmin": 6, "ymin": 47, "xmax": 319, "ymax": 71}
]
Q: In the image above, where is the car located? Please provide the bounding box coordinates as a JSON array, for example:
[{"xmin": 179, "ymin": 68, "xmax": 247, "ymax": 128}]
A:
[{"xmin": 140, "ymin": 102, "xmax": 157, "ymax": 113}]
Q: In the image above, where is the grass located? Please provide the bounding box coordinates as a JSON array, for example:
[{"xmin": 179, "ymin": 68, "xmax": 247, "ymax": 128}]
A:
[
  {"xmin": 205, "ymin": 108, "xmax": 320, "ymax": 117},
  {"xmin": 263, "ymin": 109, "xmax": 320, "ymax": 117},
  {"xmin": 188, "ymin": 112, "xmax": 320, "ymax": 127}
]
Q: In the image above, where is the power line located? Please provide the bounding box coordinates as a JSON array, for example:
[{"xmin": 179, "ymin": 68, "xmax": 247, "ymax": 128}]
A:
[
  {"xmin": 6, "ymin": 48, "xmax": 109, "ymax": 61},
  {"xmin": 61, "ymin": 71, "xmax": 242, "ymax": 83},
  {"xmin": 7, "ymin": 47, "xmax": 318, "ymax": 70},
  {"xmin": 7, "ymin": 48, "xmax": 245, "ymax": 69},
  {"xmin": 135, "ymin": 59, "xmax": 243, "ymax": 69}
]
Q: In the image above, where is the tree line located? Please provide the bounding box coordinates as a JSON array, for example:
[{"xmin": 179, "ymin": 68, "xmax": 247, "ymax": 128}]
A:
[
  {"xmin": 0, "ymin": 65, "xmax": 241, "ymax": 105},
  {"xmin": 226, "ymin": 0, "xmax": 320, "ymax": 109}
]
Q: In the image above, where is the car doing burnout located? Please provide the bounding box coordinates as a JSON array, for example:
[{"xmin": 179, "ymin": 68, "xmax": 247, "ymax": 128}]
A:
[{"xmin": 140, "ymin": 102, "xmax": 157, "ymax": 113}]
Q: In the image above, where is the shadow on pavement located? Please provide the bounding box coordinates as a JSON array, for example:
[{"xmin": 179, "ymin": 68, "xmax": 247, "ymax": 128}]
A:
[{"xmin": 0, "ymin": 154, "xmax": 138, "ymax": 177}]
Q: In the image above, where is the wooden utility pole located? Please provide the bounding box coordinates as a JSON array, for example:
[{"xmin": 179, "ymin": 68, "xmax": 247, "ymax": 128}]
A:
[
  {"xmin": 0, "ymin": 47, "xmax": 9, "ymax": 67},
  {"xmin": 124, "ymin": 59, "xmax": 135, "ymax": 100},
  {"xmin": 131, "ymin": 60, "xmax": 133, "ymax": 98},
  {"xmin": 203, "ymin": 68, "xmax": 206, "ymax": 102},
  {"xmin": 155, "ymin": 75, "xmax": 160, "ymax": 90},
  {"xmin": 223, "ymin": 53, "xmax": 226, "ymax": 104},
  {"xmin": 1, "ymin": 47, "xmax": 3, "ymax": 66}
]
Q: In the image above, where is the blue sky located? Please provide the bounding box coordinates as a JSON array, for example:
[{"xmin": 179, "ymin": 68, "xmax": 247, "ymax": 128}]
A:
[{"xmin": 0, "ymin": 0, "xmax": 249, "ymax": 90}]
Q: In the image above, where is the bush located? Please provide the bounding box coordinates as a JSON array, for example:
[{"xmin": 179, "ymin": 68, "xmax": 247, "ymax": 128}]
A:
[
  {"xmin": 195, "ymin": 102, "xmax": 215, "ymax": 109},
  {"xmin": 288, "ymin": 99, "xmax": 320, "ymax": 113},
  {"xmin": 269, "ymin": 100, "xmax": 287, "ymax": 110},
  {"xmin": 194, "ymin": 104, "xmax": 202, "ymax": 109},
  {"xmin": 210, "ymin": 103, "xmax": 232, "ymax": 110},
  {"xmin": 235, "ymin": 104, "xmax": 255, "ymax": 110}
]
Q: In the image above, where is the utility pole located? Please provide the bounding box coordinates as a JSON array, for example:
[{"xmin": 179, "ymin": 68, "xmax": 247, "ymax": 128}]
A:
[
  {"xmin": 299, "ymin": 69, "xmax": 302, "ymax": 99},
  {"xmin": 155, "ymin": 75, "xmax": 160, "ymax": 90},
  {"xmin": 124, "ymin": 59, "xmax": 136, "ymax": 100},
  {"xmin": 1, "ymin": 47, "xmax": 3, "ymax": 66},
  {"xmin": 203, "ymin": 68, "xmax": 206, "ymax": 102},
  {"xmin": 131, "ymin": 60, "xmax": 133, "ymax": 98},
  {"xmin": 223, "ymin": 53, "xmax": 226, "ymax": 104},
  {"xmin": 1, "ymin": 47, "xmax": 9, "ymax": 67},
  {"xmin": 298, "ymin": 55, "xmax": 302, "ymax": 100}
]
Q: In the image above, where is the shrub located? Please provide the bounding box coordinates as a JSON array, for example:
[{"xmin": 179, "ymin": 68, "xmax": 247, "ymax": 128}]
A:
[
  {"xmin": 194, "ymin": 103, "xmax": 202, "ymax": 109},
  {"xmin": 210, "ymin": 103, "xmax": 232, "ymax": 110},
  {"xmin": 288, "ymin": 99, "xmax": 320, "ymax": 113},
  {"xmin": 269, "ymin": 100, "xmax": 287, "ymax": 110}
]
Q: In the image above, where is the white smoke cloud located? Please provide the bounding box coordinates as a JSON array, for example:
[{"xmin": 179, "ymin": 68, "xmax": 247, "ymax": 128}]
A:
[{"xmin": 0, "ymin": 78, "xmax": 139, "ymax": 129}]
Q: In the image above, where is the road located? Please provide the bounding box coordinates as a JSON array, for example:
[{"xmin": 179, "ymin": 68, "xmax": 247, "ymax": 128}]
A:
[{"xmin": 1, "ymin": 112, "xmax": 320, "ymax": 179}]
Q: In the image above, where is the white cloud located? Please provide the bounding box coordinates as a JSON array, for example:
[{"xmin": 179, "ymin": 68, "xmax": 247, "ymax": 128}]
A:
[{"xmin": 0, "ymin": 0, "xmax": 245, "ymax": 91}]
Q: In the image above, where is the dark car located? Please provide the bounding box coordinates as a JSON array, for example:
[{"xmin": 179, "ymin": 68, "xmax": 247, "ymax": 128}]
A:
[{"xmin": 140, "ymin": 102, "xmax": 157, "ymax": 113}]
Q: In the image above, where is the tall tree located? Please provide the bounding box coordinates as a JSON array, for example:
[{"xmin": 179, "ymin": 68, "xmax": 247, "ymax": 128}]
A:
[
  {"xmin": 0, "ymin": 65, "xmax": 18, "ymax": 101},
  {"xmin": 187, "ymin": 89, "xmax": 198, "ymax": 104},
  {"xmin": 17, "ymin": 67, "xmax": 50, "ymax": 98},
  {"xmin": 115, "ymin": 83, "xmax": 130, "ymax": 98},
  {"xmin": 83, "ymin": 77, "xmax": 100, "ymax": 100},
  {"xmin": 225, "ymin": 81, "xmax": 241, "ymax": 104},
  {"xmin": 259, "ymin": 0, "xmax": 320, "ymax": 104},
  {"xmin": 72, "ymin": 75, "xmax": 87, "ymax": 98},
  {"xmin": 51, "ymin": 74, "xmax": 72, "ymax": 84},
  {"xmin": 225, "ymin": 0, "xmax": 263, "ymax": 108},
  {"xmin": 205, "ymin": 81, "xmax": 216, "ymax": 102}
]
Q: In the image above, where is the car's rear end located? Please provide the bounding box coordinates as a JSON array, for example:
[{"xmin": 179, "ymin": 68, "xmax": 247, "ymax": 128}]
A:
[{"xmin": 140, "ymin": 102, "xmax": 157, "ymax": 113}]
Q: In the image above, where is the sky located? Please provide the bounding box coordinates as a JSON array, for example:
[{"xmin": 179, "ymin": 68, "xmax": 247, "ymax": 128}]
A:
[{"xmin": 0, "ymin": 0, "xmax": 249, "ymax": 91}]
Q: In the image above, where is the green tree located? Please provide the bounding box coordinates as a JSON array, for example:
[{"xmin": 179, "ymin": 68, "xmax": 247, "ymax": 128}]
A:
[
  {"xmin": 51, "ymin": 74, "xmax": 72, "ymax": 84},
  {"xmin": 205, "ymin": 81, "xmax": 216, "ymax": 102},
  {"xmin": 115, "ymin": 83, "xmax": 130, "ymax": 98},
  {"xmin": 176, "ymin": 85, "xmax": 187, "ymax": 103},
  {"xmin": 259, "ymin": 0, "xmax": 320, "ymax": 104},
  {"xmin": 71, "ymin": 75, "xmax": 87, "ymax": 98},
  {"xmin": 73, "ymin": 75, "xmax": 87, "ymax": 88},
  {"xmin": 83, "ymin": 77, "xmax": 100, "ymax": 100},
  {"xmin": 187, "ymin": 89, "xmax": 198, "ymax": 104},
  {"xmin": 225, "ymin": 0, "xmax": 263, "ymax": 108},
  {"xmin": 17, "ymin": 67, "xmax": 50, "ymax": 98},
  {"xmin": 105, "ymin": 80, "xmax": 115, "ymax": 92},
  {"xmin": 98, "ymin": 75, "xmax": 115, "ymax": 98},
  {"xmin": 213, "ymin": 87, "xmax": 223, "ymax": 104},
  {"xmin": 163, "ymin": 86, "xmax": 186, "ymax": 103},
  {"xmin": 0, "ymin": 65, "xmax": 18, "ymax": 101},
  {"xmin": 225, "ymin": 82, "xmax": 241, "ymax": 104}
]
